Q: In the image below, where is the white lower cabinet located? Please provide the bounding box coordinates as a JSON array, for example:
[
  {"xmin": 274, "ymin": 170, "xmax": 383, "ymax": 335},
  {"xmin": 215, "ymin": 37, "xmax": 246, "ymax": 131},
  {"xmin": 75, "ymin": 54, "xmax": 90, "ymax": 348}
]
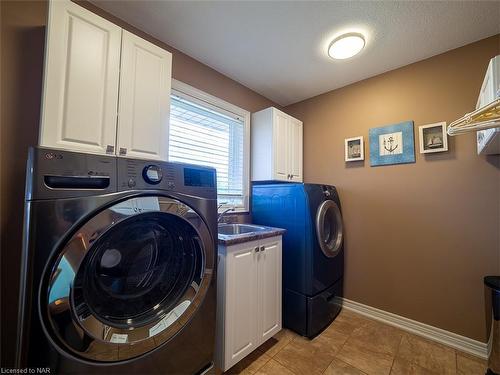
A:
[{"xmin": 216, "ymin": 236, "xmax": 282, "ymax": 372}]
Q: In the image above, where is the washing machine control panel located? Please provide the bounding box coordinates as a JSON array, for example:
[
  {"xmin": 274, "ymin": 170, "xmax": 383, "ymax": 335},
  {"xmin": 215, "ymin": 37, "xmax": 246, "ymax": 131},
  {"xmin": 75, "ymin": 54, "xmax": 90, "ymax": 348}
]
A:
[
  {"xmin": 117, "ymin": 158, "xmax": 216, "ymax": 198},
  {"xmin": 143, "ymin": 165, "xmax": 163, "ymax": 185},
  {"xmin": 118, "ymin": 159, "xmax": 173, "ymax": 191}
]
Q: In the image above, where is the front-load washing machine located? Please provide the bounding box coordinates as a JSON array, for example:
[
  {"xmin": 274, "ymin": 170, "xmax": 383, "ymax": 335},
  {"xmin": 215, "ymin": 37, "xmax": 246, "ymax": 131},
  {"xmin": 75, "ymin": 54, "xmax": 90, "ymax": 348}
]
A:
[
  {"xmin": 16, "ymin": 147, "xmax": 218, "ymax": 374},
  {"xmin": 252, "ymin": 183, "xmax": 344, "ymax": 338}
]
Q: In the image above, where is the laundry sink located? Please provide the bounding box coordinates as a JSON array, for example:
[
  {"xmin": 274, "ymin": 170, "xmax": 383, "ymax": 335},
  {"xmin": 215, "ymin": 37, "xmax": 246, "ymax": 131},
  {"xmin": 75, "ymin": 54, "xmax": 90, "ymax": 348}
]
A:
[{"xmin": 218, "ymin": 224, "xmax": 267, "ymax": 236}]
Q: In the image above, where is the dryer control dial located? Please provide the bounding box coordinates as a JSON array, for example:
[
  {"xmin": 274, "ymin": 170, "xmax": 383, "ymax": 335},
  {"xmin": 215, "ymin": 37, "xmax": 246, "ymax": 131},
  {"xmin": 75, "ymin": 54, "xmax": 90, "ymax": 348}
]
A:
[{"xmin": 143, "ymin": 165, "xmax": 163, "ymax": 185}]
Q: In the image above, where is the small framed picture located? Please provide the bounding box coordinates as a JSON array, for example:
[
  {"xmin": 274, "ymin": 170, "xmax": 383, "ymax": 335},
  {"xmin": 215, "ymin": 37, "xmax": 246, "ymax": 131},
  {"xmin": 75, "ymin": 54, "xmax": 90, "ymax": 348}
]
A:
[
  {"xmin": 419, "ymin": 122, "xmax": 448, "ymax": 154},
  {"xmin": 345, "ymin": 136, "xmax": 364, "ymax": 162}
]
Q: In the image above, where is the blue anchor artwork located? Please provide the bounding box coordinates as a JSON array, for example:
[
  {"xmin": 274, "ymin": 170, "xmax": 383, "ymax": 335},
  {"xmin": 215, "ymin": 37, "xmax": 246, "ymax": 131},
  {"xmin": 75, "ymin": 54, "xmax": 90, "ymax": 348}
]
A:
[
  {"xmin": 369, "ymin": 121, "xmax": 415, "ymax": 166},
  {"xmin": 383, "ymin": 136, "xmax": 399, "ymax": 154}
]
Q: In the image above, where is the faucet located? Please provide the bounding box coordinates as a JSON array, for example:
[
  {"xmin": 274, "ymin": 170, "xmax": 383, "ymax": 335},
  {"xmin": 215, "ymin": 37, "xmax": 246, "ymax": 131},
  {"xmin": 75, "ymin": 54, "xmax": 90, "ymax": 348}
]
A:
[{"xmin": 218, "ymin": 205, "xmax": 235, "ymax": 223}]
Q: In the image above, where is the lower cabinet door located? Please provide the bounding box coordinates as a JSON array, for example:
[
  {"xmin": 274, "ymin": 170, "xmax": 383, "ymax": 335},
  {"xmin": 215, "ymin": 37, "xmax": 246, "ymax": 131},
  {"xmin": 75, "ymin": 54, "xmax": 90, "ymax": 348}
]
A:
[
  {"xmin": 257, "ymin": 240, "xmax": 282, "ymax": 343},
  {"xmin": 225, "ymin": 243, "xmax": 259, "ymax": 369}
]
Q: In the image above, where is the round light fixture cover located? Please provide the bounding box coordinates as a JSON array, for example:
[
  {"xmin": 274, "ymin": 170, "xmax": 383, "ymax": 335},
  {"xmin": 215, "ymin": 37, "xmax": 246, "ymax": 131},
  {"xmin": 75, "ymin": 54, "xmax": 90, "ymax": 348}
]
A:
[{"xmin": 328, "ymin": 33, "xmax": 365, "ymax": 60}]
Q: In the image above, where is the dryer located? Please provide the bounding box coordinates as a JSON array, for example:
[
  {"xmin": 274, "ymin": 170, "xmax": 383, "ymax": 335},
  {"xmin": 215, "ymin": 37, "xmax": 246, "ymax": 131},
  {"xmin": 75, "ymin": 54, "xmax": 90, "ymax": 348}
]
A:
[
  {"xmin": 16, "ymin": 147, "xmax": 218, "ymax": 374},
  {"xmin": 252, "ymin": 183, "xmax": 344, "ymax": 338}
]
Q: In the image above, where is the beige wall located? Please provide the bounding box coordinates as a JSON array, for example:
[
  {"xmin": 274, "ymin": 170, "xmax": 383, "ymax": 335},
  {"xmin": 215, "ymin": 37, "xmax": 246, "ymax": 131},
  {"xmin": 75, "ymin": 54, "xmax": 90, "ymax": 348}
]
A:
[
  {"xmin": 1, "ymin": 1, "xmax": 46, "ymax": 366},
  {"xmin": 285, "ymin": 35, "xmax": 500, "ymax": 342},
  {"xmin": 0, "ymin": 1, "xmax": 277, "ymax": 366}
]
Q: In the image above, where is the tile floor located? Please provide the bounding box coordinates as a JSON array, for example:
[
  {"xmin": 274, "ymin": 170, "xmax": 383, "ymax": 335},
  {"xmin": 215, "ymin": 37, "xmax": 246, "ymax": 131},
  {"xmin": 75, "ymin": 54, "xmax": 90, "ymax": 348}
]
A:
[{"xmin": 222, "ymin": 309, "xmax": 488, "ymax": 375}]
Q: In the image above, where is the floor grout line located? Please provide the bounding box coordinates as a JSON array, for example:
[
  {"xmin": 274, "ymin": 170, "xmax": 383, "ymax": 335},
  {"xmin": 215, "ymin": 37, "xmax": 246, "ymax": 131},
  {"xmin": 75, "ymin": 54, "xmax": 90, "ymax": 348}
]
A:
[
  {"xmin": 273, "ymin": 354, "xmax": 300, "ymax": 375},
  {"xmin": 269, "ymin": 336, "xmax": 298, "ymax": 374},
  {"xmin": 328, "ymin": 328, "xmax": 365, "ymax": 373},
  {"xmin": 271, "ymin": 334, "xmax": 295, "ymax": 358},
  {"xmin": 321, "ymin": 356, "xmax": 336, "ymax": 374},
  {"xmin": 249, "ymin": 352, "xmax": 272, "ymax": 375},
  {"xmin": 388, "ymin": 333, "xmax": 405, "ymax": 375},
  {"xmin": 336, "ymin": 358, "xmax": 370, "ymax": 375},
  {"xmin": 333, "ymin": 311, "xmax": 407, "ymax": 375}
]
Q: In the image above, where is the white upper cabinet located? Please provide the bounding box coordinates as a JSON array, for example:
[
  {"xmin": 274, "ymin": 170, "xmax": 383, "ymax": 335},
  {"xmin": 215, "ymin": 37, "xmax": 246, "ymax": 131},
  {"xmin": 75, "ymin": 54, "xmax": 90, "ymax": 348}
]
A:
[
  {"xmin": 288, "ymin": 117, "xmax": 303, "ymax": 180},
  {"xmin": 39, "ymin": 0, "xmax": 172, "ymax": 160},
  {"xmin": 476, "ymin": 55, "xmax": 500, "ymax": 155},
  {"xmin": 273, "ymin": 111, "xmax": 290, "ymax": 180},
  {"xmin": 476, "ymin": 55, "xmax": 499, "ymax": 109},
  {"xmin": 39, "ymin": 0, "xmax": 121, "ymax": 155},
  {"xmin": 251, "ymin": 107, "xmax": 303, "ymax": 182},
  {"xmin": 117, "ymin": 31, "xmax": 171, "ymax": 160}
]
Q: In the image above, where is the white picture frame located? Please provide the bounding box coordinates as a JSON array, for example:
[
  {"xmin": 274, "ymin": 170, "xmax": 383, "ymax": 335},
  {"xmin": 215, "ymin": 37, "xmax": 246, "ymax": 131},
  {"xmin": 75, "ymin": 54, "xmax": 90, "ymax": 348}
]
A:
[
  {"xmin": 345, "ymin": 136, "xmax": 364, "ymax": 161},
  {"xmin": 419, "ymin": 122, "xmax": 448, "ymax": 154}
]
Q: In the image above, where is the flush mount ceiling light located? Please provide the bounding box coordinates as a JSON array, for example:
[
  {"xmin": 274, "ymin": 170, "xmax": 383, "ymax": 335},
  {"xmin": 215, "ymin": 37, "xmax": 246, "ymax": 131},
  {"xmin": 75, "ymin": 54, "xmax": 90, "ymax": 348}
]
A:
[{"xmin": 328, "ymin": 33, "xmax": 365, "ymax": 60}]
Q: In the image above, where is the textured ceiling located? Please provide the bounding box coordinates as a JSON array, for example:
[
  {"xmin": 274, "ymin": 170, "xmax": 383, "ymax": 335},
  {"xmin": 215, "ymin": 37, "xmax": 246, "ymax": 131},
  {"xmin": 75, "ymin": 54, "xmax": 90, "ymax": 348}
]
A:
[{"xmin": 92, "ymin": 1, "xmax": 500, "ymax": 106}]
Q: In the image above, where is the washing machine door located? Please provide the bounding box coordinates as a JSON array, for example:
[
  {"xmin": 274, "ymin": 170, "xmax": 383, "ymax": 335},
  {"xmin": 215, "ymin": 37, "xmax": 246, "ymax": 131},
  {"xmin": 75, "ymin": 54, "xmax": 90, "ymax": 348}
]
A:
[
  {"xmin": 315, "ymin": 199, "xmax": 343, "ymax": 258},
  {"xmin": 42, "ymin": 195, "xmax": 214, "ymax": 363}
]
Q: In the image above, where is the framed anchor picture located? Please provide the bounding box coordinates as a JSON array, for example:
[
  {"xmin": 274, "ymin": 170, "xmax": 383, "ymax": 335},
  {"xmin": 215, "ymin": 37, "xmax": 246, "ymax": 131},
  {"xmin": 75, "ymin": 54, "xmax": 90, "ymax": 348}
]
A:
[{"xmin": 369, "ymin": 121, "xmax": 415, "ymax": 166}]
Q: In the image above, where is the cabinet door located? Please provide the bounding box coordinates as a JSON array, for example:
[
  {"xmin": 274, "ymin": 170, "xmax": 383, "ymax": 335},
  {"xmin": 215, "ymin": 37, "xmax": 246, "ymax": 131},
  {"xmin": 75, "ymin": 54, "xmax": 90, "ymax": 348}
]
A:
[
  {"xmin": 39, "ymin": 0, "xmax": 121, "ymax": 155},
  {"xmin": 288, "ymin": 118, "xmax": 303, "ymax": 182},
  {"xmin": 257, "ymin": 239, "xmax": 282, "ymax": 343},
  {"xmin": 273, "ymin": 111, "xmax": 290, "ymax": 181},
  {"xmin": 225, "ymin": 244, "xmax": 259, "ymax": 369},
  {"xmin": 477, "ymin": 65, "xmax": 494, "ymax": 108},
  {"xmin": 117, "ymin": 30, "xmax": 172, "ymax": 161}
]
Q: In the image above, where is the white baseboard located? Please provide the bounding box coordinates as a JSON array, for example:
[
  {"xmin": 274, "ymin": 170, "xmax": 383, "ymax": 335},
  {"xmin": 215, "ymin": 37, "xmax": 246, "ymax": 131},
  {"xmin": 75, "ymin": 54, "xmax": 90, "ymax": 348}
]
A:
[{"xmin": 336, "ymin": 297, "xmax": 488, "ymax": 360}]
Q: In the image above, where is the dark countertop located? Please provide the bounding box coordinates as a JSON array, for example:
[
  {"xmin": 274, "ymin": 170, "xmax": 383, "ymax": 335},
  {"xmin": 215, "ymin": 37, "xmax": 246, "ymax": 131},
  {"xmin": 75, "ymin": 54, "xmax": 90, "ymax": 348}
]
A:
[
  {"xmin": 485, "ymin": 276, "xmax": 500, "ymax": 291},
  {"xmin": 218, "ymin": 225, "xmax": 286, "ymax": 246}
]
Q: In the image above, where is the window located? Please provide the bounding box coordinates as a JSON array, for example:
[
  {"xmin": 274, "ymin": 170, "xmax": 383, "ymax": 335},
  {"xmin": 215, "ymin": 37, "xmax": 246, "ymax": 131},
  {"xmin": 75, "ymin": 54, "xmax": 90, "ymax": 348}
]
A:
[{"xmin": 169, "ymin": 80, "xmax": 250, "ymax": 211}]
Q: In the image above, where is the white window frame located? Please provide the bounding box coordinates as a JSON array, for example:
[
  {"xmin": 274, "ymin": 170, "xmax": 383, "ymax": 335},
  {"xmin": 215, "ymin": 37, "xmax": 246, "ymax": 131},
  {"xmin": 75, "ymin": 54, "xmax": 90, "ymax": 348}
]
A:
[{"xmin": 170, "ymin": 79, "xmax": 251, "ymax": 213}]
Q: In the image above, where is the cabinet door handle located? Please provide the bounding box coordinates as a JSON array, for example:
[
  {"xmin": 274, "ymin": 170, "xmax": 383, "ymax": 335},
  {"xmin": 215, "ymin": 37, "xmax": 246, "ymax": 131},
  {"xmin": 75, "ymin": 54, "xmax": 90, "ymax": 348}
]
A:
[
  {"xmin": 119, "ymin": 147, "xmax": 127, "ymax": 156},
  {"xmin": 254, "ymin": 246, "xmax": 260, "ymax": 252},
  {"xmin": 106, "ymin": 145, "xmax": 115, "ymax": 154},
  {"xmin": 260, "ymin": 246, "xmax": 265, "ymax": 252}
]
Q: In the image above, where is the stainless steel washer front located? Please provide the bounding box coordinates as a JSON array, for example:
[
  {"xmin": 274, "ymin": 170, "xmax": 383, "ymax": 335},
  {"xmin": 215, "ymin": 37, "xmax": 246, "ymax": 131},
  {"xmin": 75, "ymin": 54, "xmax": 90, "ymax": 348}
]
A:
[{"xmin": 41, "ymin": 195, "xmax": 214, "ymax": 362}]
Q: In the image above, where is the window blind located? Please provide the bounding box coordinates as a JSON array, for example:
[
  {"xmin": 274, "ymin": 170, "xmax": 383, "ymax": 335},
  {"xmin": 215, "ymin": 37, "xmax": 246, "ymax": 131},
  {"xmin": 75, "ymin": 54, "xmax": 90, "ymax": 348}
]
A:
[{"xmin": 169, "ymin": 96, "xmax": 246, "ymax": 208}]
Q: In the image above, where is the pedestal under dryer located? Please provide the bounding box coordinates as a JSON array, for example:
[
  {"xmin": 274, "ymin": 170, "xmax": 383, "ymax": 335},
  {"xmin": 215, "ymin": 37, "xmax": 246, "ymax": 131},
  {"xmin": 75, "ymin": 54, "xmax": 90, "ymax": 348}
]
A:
[{"xmin": 252, "ymin": 183, "xmax": 344, "ymax": 338}]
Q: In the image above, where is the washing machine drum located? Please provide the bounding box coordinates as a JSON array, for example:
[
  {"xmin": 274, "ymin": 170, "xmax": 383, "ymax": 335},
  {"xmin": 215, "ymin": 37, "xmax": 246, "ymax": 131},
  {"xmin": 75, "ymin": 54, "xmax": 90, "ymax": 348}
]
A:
[
  {"xmin": 41, "ymin": 196, "xmax": 214, "ymax": 363},
  {"xmin": 315, "ymin": 199, "xmax": 343, "ymax": 258}
]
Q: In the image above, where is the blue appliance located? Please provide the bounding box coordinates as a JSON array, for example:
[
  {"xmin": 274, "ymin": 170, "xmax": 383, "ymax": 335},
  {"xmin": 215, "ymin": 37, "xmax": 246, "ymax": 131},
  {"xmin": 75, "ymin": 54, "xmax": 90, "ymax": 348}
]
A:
[{"xmin": 252, "ymin": 183, "xmax": 344, "ymax": 338}]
